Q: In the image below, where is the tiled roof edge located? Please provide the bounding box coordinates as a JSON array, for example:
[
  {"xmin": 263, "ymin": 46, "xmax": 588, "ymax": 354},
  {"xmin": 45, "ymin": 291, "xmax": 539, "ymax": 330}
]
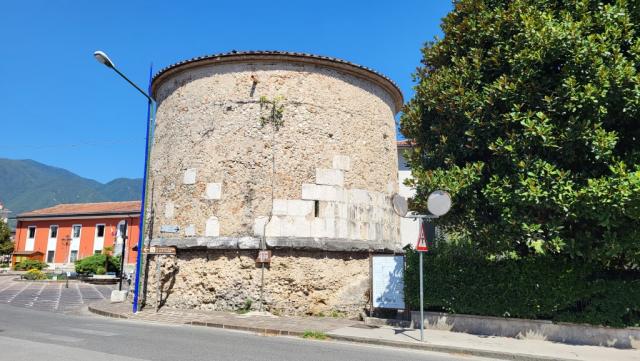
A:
[{"xmin": 151, "ymin": 50, "xmax": 404, "ymax": 112}]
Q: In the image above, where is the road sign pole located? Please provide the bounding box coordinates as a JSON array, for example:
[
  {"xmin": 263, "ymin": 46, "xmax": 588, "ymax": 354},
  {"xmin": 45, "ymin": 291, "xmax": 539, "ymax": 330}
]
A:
[{"xmin": 419, "ymin": 247, "xmax": 424, "ymax": 342}]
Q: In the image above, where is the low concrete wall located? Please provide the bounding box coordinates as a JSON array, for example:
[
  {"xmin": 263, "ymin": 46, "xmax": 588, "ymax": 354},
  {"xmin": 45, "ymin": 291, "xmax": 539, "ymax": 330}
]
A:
[{"xmin": 412, "ymin": 311, "xmax": 640, "ymax": 349}]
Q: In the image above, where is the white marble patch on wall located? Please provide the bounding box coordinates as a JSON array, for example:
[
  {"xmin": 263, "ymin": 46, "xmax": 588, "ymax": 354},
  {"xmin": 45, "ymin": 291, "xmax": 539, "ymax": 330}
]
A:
[
  {"xmin": 315, "ymin": 168, "xmax": 344, "ymax": 186},
  {"xmin": 332, "ymin": 155, "xmax": 351, "ymax": 171},
  {"xmin": 205, "ymin": 217, "xmax": 220, "ymax": 237},
  {"xmin": 164, "ymin": 202, "xmax": 175, "ymax": 219},
  {"xmin": 205, "ymin": 182, "xmax": 222, "ymax": 200},
  {"xmin": 183, "ymin": 168, "xmax": 197, "ymax": 185}
]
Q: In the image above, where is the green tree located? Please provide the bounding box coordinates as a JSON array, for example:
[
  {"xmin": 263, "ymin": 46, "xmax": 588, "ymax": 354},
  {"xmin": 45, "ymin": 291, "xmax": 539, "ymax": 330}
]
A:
[
  {"xmin": 401, "ymin": 0, "xmax": 640, "ymax": 267},
  {"xmin": 0, "ymin": 221, "xmax": 13, "ymax": 255}
]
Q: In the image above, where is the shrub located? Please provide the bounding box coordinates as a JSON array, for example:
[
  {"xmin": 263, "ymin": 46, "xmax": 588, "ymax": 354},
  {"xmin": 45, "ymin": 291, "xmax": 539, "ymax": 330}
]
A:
[
  {"xmin": 404, "ymin": 248, "xmax": 640, "ymax": 327},
  {"xmin": 23, "ymin": 269, "xmax": 46, "ymax": 280},
  {"xmin": 74, "ymin": 254, "xmax": 119, "ymax": 275},
  {"xmin": 14, "ymin": 259, "xmax": 48, "ymax": 271}
]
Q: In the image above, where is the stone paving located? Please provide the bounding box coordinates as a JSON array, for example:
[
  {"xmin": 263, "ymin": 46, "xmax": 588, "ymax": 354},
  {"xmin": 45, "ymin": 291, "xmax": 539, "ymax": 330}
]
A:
[{"xmin": 0, "ymin": 275, "xmax": 115, "ymax": 313}]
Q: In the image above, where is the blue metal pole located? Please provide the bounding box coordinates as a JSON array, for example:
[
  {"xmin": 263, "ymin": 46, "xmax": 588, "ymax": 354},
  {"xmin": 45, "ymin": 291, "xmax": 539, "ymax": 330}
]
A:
[{"xmin": 133, "ymin": 63, "xmax": 154, "ymax": 313}]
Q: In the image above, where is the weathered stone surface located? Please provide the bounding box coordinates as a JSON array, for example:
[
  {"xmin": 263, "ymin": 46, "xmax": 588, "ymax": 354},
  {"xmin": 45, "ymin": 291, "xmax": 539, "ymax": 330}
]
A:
[
  {"xmin": 152, "ymin": 236, "xmax": 401, "ymax": 252},
  {"xmin": 149, "ymin": 59, "xmax": 400, "ymax": 246},
  {"xmin": 144, "ymin": 249, "xmax": 370, "ymax": 317},
  {"xmin": 146, "ymin": 53, "xmax": 402, "ymax": 315}
]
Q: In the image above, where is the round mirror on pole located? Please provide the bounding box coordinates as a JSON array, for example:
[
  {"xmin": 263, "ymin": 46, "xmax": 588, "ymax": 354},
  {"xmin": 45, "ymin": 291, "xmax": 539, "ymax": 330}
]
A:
[
  {"xmin": 391, "ymin": 194, "xmax": 409, "ymax": 217},
  {"xmin": 427, "ymin": 190, "xmax": 451, "ymax": 216}
]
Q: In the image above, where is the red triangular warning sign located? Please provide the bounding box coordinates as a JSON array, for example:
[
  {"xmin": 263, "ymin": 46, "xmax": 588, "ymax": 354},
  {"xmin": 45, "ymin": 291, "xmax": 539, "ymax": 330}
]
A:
[{"xmin": 416, "ymin": 221, "xmax": 429, "ymax": 252}]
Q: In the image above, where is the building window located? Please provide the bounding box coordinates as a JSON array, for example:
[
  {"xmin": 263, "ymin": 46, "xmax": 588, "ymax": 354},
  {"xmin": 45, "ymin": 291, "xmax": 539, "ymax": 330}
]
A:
[
  {"xmin": 49, "ymin": 225, "xmax": 58, "ymax": 238},
  {"xmin": 69, "ymin": 250, "xmax": 78, "ymax": 262},
  {"xmin": 96, "ymin": 225, "xmax": 105, "ymax": 238},
  {"xmin": 72, "ymin": 225, "xmax": 81, "ymax": 238},
  {"xmin": 28, "ymin": 226, "xmax": 36, "ymax": 239},
  {"xmin": 47, "ymin": 250, "xmax": 55, "ymax": 263}
]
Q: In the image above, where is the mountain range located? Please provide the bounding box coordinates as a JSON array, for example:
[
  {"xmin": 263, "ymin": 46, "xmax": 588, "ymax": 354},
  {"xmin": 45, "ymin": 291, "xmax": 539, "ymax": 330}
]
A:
[{"xmin": 0, "ymin": 158, "xmax": 142, "ymax": 226}]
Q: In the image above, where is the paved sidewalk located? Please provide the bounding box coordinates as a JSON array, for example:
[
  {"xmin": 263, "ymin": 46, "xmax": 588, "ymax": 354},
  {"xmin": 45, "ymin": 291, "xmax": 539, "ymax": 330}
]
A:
[{"xmin": 89, "ymin": 301, "xmax": 640, "ymax": 361}]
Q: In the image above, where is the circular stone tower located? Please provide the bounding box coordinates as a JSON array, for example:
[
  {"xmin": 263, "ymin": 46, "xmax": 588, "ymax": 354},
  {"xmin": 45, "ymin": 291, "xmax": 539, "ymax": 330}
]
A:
[{"xmin": 147, "ymin": 51, "xmax": 404, "ymax": 315}]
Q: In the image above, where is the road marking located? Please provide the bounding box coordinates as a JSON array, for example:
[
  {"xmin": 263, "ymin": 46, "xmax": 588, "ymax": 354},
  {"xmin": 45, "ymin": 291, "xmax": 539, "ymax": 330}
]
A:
[
  {"xmin": 26, "ymin": 283, "xmax": 47, "ymax": 307},
  {"xmin": 29, "ymin": 331, "xmax": 84, "ymax": 343},
  {"xmin": 75, "ymin": 282, "xmax": 84, "ymax": 304},
  {"xmin": 65, "ymin": 327, "xmax": 118, "ymax": 337},
  {"xmin": 54, "ymin": 283, "xmax": 63, "ymax": 311},
  {"xmin": 0, "ymin": 279, "xmax": 17, "ymax": 293},
  {"xmin": 7, "ymin": 282, "xmax": 31, "ymax": 302},
  {"xmin": 90, "ymin": 284, "xmax": 107, "ymax": 300}
]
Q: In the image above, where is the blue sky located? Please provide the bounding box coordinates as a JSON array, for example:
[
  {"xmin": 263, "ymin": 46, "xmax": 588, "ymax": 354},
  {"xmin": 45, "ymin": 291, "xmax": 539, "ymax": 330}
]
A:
[{"xmin": 0, "ymin": 0, "xmax": 451, "ymax": 183}]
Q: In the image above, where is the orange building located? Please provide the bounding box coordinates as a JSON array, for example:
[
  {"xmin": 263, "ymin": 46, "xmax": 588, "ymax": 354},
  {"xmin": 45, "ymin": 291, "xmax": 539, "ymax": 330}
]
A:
[{"xmin": 12, "ymin": 201, "xmax": 140, "ymax": 269}]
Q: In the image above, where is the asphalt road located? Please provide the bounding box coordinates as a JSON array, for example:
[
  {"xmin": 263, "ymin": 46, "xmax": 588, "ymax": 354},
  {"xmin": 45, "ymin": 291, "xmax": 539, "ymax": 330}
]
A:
[{"xmin": 0, "ymin": 303, "xmax": 496, "ymax": 361}]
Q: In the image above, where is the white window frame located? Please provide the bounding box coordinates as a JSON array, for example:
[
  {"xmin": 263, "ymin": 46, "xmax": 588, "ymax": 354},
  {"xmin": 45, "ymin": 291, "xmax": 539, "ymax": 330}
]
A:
[
  {"xmin": 25, "ymin": 226, "xmax": 36, "ymax": 251},
  {"xmin": 69, "ymin": 224, "xmax": 82, "ymax": 263},
  {"xmin": 45, "ymin": 225, "xmax": 59, "ymax": 264},
  {"xmin": 93, "ymin": 224, "xmax": 106, "ymax": 253},
  {"xmin": 46, "ymin": 250, "xmax": 55, "ymax": 263}
]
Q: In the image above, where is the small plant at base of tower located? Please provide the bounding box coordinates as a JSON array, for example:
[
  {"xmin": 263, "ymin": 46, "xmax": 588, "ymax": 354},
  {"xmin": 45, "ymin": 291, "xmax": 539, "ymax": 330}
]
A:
[
  {"xmin": 236, "ymin": 298, "xmax": 253, "ymax": 314},
  {"xmin": 259, "ymin": 96, "xmax": 285, "ymax": 130}
]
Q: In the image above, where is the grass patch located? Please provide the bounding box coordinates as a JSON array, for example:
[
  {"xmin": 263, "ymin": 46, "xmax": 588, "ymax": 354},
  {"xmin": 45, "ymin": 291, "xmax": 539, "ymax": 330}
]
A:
[{"xmin": 302, "ymin": 330, "xmax": 327, "ymax": 340}]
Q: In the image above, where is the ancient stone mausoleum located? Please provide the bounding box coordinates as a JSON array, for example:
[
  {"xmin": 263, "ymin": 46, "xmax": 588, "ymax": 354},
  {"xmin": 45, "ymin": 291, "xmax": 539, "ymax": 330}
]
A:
[{"xmin": 146, "ymin": 51, "xmax": 404, "ymax": 316}]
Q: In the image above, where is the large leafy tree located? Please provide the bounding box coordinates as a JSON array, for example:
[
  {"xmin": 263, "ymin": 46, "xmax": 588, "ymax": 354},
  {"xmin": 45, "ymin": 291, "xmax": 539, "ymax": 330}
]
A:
[
  {"xmin": 0, "ymin": 221, "xmax": 13, "ymax": 255},
  {"xmin": 401, "ymin": 0, "xmax": 640, "ymax": 267}
]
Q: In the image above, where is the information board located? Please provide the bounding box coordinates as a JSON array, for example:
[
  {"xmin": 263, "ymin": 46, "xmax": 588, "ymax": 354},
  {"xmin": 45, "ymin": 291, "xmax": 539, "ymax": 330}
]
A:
[{"xmin": 371, "ymin": 255, "xmax": 405, "ymax": 309}]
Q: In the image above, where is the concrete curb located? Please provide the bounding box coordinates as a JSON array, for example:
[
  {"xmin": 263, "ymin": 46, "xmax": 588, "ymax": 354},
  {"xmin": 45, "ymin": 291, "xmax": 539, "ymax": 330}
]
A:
[
  {"xmin": 88, "ymin": 305, "xmax": 129, "ymax": 319},
  {"xmin": 326, "ymin": 333, "xmax": 576, "ymax": 361},
  {"xmin": 188, "ymin": 321, "xmax": 305, "ymax": 337},
  {"xmin": 87, "ymin": 305, "xmax": 576, "ymax": 361}
]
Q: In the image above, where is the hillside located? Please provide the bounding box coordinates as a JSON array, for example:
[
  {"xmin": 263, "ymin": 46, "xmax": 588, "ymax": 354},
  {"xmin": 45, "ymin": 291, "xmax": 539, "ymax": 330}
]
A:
[{"xmin": 0, "ymin": 158, "xmax": 142, "ymax": 224}]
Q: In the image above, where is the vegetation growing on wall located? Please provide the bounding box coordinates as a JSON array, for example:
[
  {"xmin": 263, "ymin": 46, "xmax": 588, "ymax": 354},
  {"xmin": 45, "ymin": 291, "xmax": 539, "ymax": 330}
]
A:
[{"xmin": 259, "ymin": 96, "xmax": 285, "ymax": 130}]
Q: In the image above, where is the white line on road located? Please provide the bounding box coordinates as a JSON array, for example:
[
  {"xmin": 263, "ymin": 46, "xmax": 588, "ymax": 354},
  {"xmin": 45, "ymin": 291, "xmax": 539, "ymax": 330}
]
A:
[
  {"xmin": 0, "ymin": 281, "xmax": 15, "ymax": 294},
  {"xmin": 54, "ymin": 282, "xmax": 63, "ymax": 311},
  {"xmin": 64, "ymin": 328, "xmax": 118, "ymax": 337},
  {"xmin": 26, "ymin": 283, "xmax": 47, "ymax": 307},
  {"xmin": 7, "ymin": 282, "xmax": 32, "ymax": 303},
  {"xmin": 90, "ymin": 284, "xmax": 107, "ymax": 300},
  {"xmin": 75, "ymin": 282, "xmax": 84, "ymax": 304}
]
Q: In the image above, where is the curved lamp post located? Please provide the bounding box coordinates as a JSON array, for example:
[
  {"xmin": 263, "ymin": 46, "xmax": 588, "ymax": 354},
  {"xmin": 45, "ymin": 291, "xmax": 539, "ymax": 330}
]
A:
[{"xmin": 94, "ymin": 50, "xmax": 154, "ymax": 313}]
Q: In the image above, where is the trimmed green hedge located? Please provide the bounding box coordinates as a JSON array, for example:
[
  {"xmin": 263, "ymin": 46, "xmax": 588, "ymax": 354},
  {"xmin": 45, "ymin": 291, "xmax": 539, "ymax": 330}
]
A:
[
  {"xmin": 74, "ymin": 254, "xmax": 120, "ymax": 275},
  {"xmin": 404, "ymin": 248, "xmax": 640, "ymax": 327}
]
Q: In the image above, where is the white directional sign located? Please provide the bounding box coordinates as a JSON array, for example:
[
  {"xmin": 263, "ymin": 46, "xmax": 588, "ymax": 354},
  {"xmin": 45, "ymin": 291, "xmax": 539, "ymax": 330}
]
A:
[{"xmin": 371, "ymin": 255, "xmax": 405, "ymax": 309}]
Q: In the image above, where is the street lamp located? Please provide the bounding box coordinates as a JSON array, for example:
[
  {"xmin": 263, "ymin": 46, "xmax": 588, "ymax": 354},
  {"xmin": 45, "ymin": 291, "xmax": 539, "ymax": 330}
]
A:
[
  {"xmin": 94, "ymin": 50, "xmax": 154, "ymax": 313},
  {"xmin": 60, "ymin": 235, "xmax": 71, "ymax": 288}
]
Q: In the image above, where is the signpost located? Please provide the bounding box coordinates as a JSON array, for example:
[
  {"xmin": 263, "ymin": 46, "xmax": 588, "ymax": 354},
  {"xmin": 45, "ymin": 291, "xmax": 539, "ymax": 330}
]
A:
[
  {"xmin": 395, "ymin": 190, "xmax": 452, "ymax": 342},
  {"xmin": 256, "ymin": 250, "xmax": 272, "ymax": 263},
  {"xmin": 371, "ymin": 255, "xmax": 405, "ymax": 309},
  {"xmin": 141, "ymin": 246, "xmax": 176, "ymax": 312},
  {"xmin": 142, "ymin": 246, "xmax": 177, "ymax": 255}
]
